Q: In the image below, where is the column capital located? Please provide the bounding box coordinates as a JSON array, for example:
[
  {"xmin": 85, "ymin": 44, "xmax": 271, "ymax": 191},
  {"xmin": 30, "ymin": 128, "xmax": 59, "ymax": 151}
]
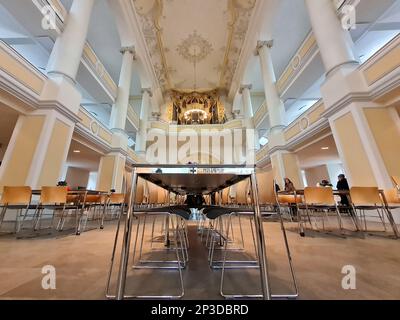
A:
[
  {"xmin": 141, "ymin": 88, "xmax": 153, "ymax": 97},
  {"xmin": 239, "ymin": 84, "xmax": 253, "ymax": 94},
  {"xmin": 255, "ymin": 40, "xmax": 274, "ymax": 55},
  {"xmin": 120, "ymin": 46, "xmax": 136, "ymax": 59}
]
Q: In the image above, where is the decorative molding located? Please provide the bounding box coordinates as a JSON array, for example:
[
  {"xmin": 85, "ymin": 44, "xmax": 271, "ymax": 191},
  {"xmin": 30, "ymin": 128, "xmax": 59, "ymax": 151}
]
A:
[
  {"xmin": 177, "ymin": 30, "xmax": 213, "ymax": 64},
  {"xmin": 276, "ymin": 32, "xmax": 318, "ymax": 95},
  {"xmin": 141, "ymin": 87, "xmax": 153, "ymax": 97},
  {"xmin": 255, "ymin": 40, "xmax": 273, "ymax": 55},
  {"xmin": 361, "ymin": 33, "xmax": 400, "ymax": 86},
  {"xmin": 239, "ymin": 84, "xmax": 252, "ymax": 94},
  {"xmin": 132, "ymin": 0, "xmax": 256, "ymax": 93},
  {"xmin": 120, "ymin": 46, "xmax": 136, "ymax": 58}
]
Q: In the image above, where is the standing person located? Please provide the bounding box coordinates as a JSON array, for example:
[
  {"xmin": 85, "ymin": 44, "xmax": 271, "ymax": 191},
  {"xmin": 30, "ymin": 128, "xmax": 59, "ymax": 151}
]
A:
[
  {"xmin": 337, "ymin": 174, "xmax": 350, "ymax": 206},
  {"xmin": 284, "ymin": 178, "xmax": 297, "ymax": 219}
]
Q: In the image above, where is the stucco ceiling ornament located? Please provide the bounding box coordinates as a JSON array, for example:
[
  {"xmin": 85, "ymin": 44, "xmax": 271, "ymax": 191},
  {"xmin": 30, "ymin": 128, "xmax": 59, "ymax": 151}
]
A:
[{"xmin": 176, "ymin": 30, "xmax": 214, "ymax": 64}]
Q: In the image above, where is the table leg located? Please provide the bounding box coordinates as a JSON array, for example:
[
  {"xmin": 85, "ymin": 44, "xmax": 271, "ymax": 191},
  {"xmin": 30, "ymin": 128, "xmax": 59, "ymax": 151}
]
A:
[
  {"xmin": 250, "ymin": 172, "xmax": 271, "ymax": 300},
  {"xmin": 116, "ymin": 169, "xmax": 138, "ymax": 300}
]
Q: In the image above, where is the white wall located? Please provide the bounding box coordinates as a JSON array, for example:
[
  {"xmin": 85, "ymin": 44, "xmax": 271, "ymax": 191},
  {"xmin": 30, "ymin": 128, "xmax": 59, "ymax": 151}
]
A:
[{"xmin": 65, "ymin": 167, "xmax": 90, "ymax": 189}]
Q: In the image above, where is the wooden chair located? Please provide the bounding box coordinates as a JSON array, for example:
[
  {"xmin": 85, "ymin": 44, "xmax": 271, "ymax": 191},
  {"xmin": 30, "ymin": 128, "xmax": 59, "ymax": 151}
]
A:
[
  {"xmin": 384, "ymin": 189, "xmax": 400, "ymax": 209},
  {"xmin": 0, "ymin": 186, "xmax": 32, "ymax": 233},
  {"xmin": 301, "ymin": 187, "xmax": 346, "ymax": 234},
  {"xmin": 350, "ymin": 187, "xmax": 394, "ymax": 234},
  {"xmin": 30, "ymin": 187, "xmax": 77, "ymax": 233}
]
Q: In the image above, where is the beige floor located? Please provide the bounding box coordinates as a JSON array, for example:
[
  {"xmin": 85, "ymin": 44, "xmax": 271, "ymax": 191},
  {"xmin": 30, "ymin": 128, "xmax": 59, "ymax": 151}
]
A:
[{"xmin": 0, "ymin": 216, "xmax": 399, "ymax": 300}]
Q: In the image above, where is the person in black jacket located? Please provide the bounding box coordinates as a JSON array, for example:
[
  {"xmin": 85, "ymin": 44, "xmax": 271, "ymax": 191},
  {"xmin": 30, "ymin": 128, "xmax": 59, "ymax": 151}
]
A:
[{"xmin": 337, "ymin": 174, "xmax": 350, "ymax": 206}]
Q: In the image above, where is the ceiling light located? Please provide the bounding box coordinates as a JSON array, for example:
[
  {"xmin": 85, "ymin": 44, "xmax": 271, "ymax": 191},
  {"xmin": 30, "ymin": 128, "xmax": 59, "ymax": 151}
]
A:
[
  {"xmin": 73, "ymin": 150, "xmax": 81, "ymax": 153},
  {"xmin": 321, "ymin": 147, "xmax": 329, "ymax": 150}
]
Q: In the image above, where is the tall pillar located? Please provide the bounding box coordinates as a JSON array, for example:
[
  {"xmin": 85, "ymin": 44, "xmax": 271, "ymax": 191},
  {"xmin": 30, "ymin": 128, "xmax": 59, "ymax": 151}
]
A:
[
  {"xmin": 98, "ymin": 47, "xmax": 135, "ymax": 193},
  {"xmin": 270, "ymin": 152, "xmax": 304, "ymax": 190},
  {"xmin": 0, "ymin": 0, "xmax": 95, "ymax": 190},
  {"xmin": 329, "ymin": 103, "xmax": 400, "ymax": 188},
  {"xmin": 240, "ymin": 84, "xmax": 260, "ymax": 150},
  {"xmin": 306, "ymin": 0, "xmax": 399, "ymax": 188},
  {"xmin": 135, "ymin": 88, "xmax": 152, "ymax": 154},
  {"xmin": 256, "ymin": 40, "xmax": 286, "ymax": 138},
  {"xmin": 46, "ymin": 0, "xmax": 95, "ymax": 81},
  {"xmin": 96, "ymin": 153, "xmax": 126, "ymax": 193},
  {"xmin": 0, "ymin": 110, "xmax": 76, "ymax": 190},
  {"xmin": 110, "ymin": 47, "xmax": 135, "ymax": 131},
  {"xmin": 304, "ymin": 0, "xmax": 359, "ymax": 76},
  {"xmin": 256, "ymin": 40, "xmax": 303, "ymax": 185}
]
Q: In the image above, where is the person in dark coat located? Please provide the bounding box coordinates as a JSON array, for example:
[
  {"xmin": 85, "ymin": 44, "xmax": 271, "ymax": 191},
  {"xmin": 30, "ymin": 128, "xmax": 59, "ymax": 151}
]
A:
[{"xmin": 337, "ymin": 174, "xmax": 350, "ymax": 206}]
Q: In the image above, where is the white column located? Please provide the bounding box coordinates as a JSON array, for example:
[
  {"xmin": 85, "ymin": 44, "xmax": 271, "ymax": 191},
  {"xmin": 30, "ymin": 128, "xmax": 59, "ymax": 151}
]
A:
[
  {"xmin": 305, "ymin": 0, "xmax": 359, "ymax": 75},
  {"xmin": 240, "ymin": 85, "xmax": 260, "ymax": 151},
  {"xmin": 240, "ymin": 85, "xmax": 254, "ymax": 120},
  {"xmin": 110, "ymin": 47, "xmax": 135, "ymax": 130},
  {"xmin": 256, "ymin": 40, "xmax": 286, "ymax": 132},
  {"xmin": 46, "ymin": 0, "xmax": 95, "ymax": 81},
  {"xmin": 135, "ymin": 89, "xmax": 152, "ymax": 153}
]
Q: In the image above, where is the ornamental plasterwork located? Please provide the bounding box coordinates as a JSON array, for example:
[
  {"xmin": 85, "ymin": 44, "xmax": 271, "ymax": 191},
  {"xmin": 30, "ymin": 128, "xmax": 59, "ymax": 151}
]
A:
[
  {"xmin": 132, "ymin": 0, "xmax": 256, "ymax": 93},
  {"xmin": 176, "ymin": 31, "xmax": 213, "ymax": 64},
  {"xmin": 219, "ymin": 0, "xmax": 256, "ymax": 89}
]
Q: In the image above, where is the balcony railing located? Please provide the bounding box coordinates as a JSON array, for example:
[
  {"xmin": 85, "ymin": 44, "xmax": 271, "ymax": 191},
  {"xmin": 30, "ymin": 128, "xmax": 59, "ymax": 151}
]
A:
[
  {"xmin": 0, "ymin": 40, "xmax": 46, "ymax": 96},
  {"xmin": 284, "ymin": 100, "xmax": 326, "ymax": 142},
  {"xmin": 77, "ymin": 107, "xmax": 113, "ymax": 146},
  {"xmin": 361, "ymin": 33, "xmax": 400, "ymax": 87}
]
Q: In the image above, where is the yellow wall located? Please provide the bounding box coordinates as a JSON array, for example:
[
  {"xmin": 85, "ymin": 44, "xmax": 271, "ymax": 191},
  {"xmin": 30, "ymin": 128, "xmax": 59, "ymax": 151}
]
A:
[
  {"xmin": 333, "ymin": 112, "xmax": 377, "ymax": 186},
  {"xmin": 0, "ymin": 115, "xmax": 45, "ymax": 188},
  {"xmin": 97, "ymin": 155, "xmax": 116, "ymax": 192},
  {"xmin": 96, "ymin": 155, "xmax": 126, "ymax": 192},
  {"xmin": 282, "ymin": 153, "xmax": 303, "ymax": 189},
  {"xmin": 271, "ymin": 154, "xmax": 283, "ymax": 187},
  {"xmin": 114, "ymin": 156, "xmax": 126, "ymax": 193},
  {"xmin": 37, "ymin": 120, "xmax": 72, "ymax": 187},
  {"xmin": 364, "ymin": 108, "xmax": 400, "ymax": 180}
]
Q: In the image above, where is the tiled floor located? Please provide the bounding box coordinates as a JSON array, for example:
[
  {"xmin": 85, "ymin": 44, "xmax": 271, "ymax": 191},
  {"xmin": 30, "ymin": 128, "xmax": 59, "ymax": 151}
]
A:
[{"xmin": 0, "ymin": 216, "xmax": 400, "ymax": 300}]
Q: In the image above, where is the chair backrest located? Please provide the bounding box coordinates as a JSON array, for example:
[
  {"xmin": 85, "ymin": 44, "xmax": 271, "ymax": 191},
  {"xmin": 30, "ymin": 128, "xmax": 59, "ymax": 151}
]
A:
[
  {"xmin": 235, "ymin": 179, "xmax": 250, "ymax": 205},
  {"xmin": 350, "ymin": 187, "xmax": 382, "ymax": 206},
  {"xmin": 66, "ymin": 194, "xmax": 79, "ymax": 204},
  {"xmin": 109, "ymin": 193, "xmax": 125, "ymax": 205},
  {"xmin": 157, "ymin": 186, "xmax": 167, "ymax": 204},
  {"xmin": 278, "ymin": 194, "xmax": 302, "ymax": 204},
  {"xmin": 256, "ymin": 172, "xmax": 276, "ymax": 205},
  {"xmin": 221, "ymin": 187, "xmax": 230, "ymax": 205},
  {"xmin": 384, "ymin": 189, "xmax": 400, "ymax": 204},
  {"xmin": 304, "ymin": 187, "xmax": 335, "ymax": 205},
  {"xmin": 146, "ymin": 182, "xmax": 158, "ymax": 204},
  {"xmin": 40, "ymin": 187, "xmax": 68, "ymax": 204},
  {"xmin": 134, "ymin": 177, "xmax": 145, "ymax": 204},
  {"xmin": 215, "ymin": 191, "xmax": 220, "ymax": 205},
  {"xmin": 146, "ymin": 182, "xmax": 167, "ymax": 205},
  {"xmin": 0, "ymin": 186, "xmax": 32, "ymax": 205},
  {"xmin": 84, "ymin": 194, "xmax": 103, "ymax": 204}
]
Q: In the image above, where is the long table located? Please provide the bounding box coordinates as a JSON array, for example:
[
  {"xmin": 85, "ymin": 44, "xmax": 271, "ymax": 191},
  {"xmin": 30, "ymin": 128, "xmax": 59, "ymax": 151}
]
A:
[{"xmin": 114, "ymin": 164, "xmax": 272, "ymax": 300}]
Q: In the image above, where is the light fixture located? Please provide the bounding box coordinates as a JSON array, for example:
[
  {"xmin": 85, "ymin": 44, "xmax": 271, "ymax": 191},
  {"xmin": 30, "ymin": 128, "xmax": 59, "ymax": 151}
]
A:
[
  {"xmin": 73, "ymin": 150, "xmax": 81, "ymax": 153},
  {"xmin": 321, "ymin": 147, "xmax": 329, "ymax": 150}
]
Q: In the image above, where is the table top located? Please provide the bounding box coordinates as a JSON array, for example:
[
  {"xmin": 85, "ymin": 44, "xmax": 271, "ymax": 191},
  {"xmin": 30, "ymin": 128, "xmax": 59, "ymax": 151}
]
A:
[{"xmin": 134, "ymin": 164, "xmax": 255, "ymax": 195}]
